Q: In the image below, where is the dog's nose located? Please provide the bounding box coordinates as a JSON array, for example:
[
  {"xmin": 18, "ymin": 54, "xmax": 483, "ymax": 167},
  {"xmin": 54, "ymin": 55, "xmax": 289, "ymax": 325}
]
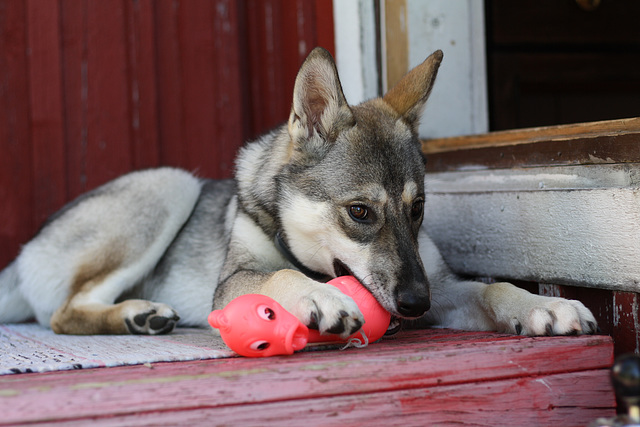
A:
[{"xmin": 396, "ymin": 290, "xmax": 430, "ymax": 318}]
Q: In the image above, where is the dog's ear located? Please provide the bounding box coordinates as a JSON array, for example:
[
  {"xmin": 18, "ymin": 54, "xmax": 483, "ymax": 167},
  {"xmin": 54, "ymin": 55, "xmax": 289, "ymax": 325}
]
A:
[
  {"xmin": 288, "ymin": 47, "xmax": 354, "ymax": 148},
  {"xmin": 383, "ymin": 50, "xmax": 443, "ymax": 132}
]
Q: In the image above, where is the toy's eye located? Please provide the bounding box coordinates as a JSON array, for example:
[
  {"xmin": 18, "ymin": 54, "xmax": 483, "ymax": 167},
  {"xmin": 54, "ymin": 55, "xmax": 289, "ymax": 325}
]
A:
[
  {"xmin": 250, "ymin": 340, "xmax": 271, "ymax": 351},
  {"xmin": 257, "ymin": 305, "xmax": 276, "ymax": 321}
]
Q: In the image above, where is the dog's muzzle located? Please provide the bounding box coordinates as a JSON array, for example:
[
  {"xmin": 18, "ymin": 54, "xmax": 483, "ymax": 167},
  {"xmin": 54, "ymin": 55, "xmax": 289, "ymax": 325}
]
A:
[{"xmin": 395, "ymin": 288, "xmax": 430, "ymax": 318}]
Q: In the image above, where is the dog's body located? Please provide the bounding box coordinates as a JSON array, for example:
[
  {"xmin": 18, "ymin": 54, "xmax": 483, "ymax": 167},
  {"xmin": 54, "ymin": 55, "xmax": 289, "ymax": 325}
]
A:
[{"xmin": 0, "ymin": 48, "xmax": 597, "ymax": 340}]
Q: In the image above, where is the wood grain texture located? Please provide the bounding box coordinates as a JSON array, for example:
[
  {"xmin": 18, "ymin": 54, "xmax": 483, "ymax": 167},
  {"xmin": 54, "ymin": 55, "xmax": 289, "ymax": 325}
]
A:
[
  {"xmin": 23, "ymin": 371, "xmax": 611, "ymax": 426},
  {"xmin": 126, "ymin": 0, "xmax": 160, "ymax": 170},
  {"xmin": 84, "ymin": 0, "xmax": 133, "ymax": 188},
  {"xmin": 0, "ymin": 0, "xmax": 33, "ymax": 264},
  {"xmin": 0, "ymin": 329, "xmax": 614, "ymax": 426},
  {"xmin": 0, "ymin": 0, "xmax": 336, "ymax": 270},
  {"xmin": 384, "ymin": 0, "xmax": 408, "ymax": 92},
  {"xmin": 423, "ymin": 116, "xmax": 640, "ymax": 154},
  {"xmin": 612, "ymin": 291, "xmax": 640, "ymax": 355},
  {"xmin": 425, "ymin": 176, "xmax": 640, "ymax": 291},
  {"xmin": 26, "ymin": 0, "xmax": 67, "ymax": 225}
]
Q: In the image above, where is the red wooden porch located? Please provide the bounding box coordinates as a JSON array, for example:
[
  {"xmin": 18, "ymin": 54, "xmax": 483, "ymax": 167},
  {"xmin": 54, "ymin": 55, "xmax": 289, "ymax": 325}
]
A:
[{"xmin": 0, "ymin": 329, "xmax": 614, "ymax": 426}]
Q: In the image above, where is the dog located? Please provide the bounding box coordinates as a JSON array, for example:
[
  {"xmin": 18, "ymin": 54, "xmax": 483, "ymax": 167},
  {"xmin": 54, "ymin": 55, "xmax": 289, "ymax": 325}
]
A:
[{"xmin": 0, "ymin": 47, "xmax": 597, "ymax": 341}]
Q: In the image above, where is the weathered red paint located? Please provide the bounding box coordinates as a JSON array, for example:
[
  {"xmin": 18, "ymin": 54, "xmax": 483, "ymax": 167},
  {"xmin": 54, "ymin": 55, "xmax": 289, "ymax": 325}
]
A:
[
  {"xmin": 0, "ymin": 1, "xmax": 34, "ymax": 266},
  {"xmin": 540, "ymin": 283, "xmax": 638, "ymax": 356},
  {"xmin": 0, "ymin": 0, "xmax": 335, "ymax": 270},
  {"xmin": 613, "ymin": 291, "xmax": 640, "ymax": 355},
  {"xmin": 0, "ymin": 329, "xmax": 615, "ymax": 426}
]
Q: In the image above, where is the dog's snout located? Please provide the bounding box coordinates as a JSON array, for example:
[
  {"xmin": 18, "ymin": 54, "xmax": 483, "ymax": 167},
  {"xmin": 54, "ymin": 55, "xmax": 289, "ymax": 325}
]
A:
[{"xmin": 396, "ymin": 290, "xmax": 430, "ymax": 318}]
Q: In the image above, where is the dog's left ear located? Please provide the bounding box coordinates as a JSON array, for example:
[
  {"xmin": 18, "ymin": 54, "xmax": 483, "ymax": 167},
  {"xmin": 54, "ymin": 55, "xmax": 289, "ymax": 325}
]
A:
[
  {"xmin": 383, "ymin": 50, "xmax": 443, "ymax": 132},
  {"xmin": 288, "ymin": 47, "xmax": 354, "ymax": 147}
]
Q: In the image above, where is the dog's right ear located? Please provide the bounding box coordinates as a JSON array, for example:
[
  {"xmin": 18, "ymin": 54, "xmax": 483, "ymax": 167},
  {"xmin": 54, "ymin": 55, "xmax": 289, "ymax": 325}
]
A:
[{"xmin": 288, "ymin": 47, "xmax": 354, "ymax": 152}]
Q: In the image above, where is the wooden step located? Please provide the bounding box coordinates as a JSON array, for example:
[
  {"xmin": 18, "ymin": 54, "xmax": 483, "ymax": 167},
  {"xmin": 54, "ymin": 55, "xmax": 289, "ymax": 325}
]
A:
[{"xmin": 0, "ymin": 329, "xmax": 615, "ymax": 426}]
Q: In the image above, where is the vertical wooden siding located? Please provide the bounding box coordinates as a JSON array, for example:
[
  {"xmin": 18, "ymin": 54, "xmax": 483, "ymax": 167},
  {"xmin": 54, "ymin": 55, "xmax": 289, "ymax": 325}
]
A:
[{"xmin": 0, "ymin": 0, "xmax": 334, "ymax": 269}]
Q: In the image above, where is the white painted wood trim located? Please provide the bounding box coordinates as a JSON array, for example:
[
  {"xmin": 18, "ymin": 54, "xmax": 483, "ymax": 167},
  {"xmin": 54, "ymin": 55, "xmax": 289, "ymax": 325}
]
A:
[
  {"xmin": 405, "ymin": 0, "xmax": 488, "ymax": 139},
  {"xmin": 333, "ymin": 0, "xmax": 488, "ymax": 138},
  {"xmin": 424, "ymin": 164, "xmax": 640, "ymax": 291},
  {"xmin": 332, "ymin": 0, "xmax": 379, "ymax": 105}
]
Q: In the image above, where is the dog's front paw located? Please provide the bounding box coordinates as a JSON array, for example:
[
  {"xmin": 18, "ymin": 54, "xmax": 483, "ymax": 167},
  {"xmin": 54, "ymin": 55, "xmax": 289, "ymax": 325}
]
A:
[
  {"xmin": 123, "ymin": 300, "xmax": 180, "ymax": 335},
  {"xmin": 515, "ymin": 297, "xmax": 598, "ymax": 336},
  {"xmin": 485, "ymin": 282, "xmax": 598, "ymax": 336},
  {"xmin": 293, "ymin": 285, "xmax": 364, "ymax": 338}
]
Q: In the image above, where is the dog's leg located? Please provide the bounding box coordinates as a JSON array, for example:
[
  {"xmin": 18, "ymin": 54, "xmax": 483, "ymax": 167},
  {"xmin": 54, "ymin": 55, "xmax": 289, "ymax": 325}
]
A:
[
  {"xmin": 261, "ymin": 269, "xmax": 365, "ymax": 336},
  {"xmin": 16, "ymin": 168, "xmax": 201, "ymax": 334},
  {"xmin": 50, "ymin": 248, "xmax": 179, "ymax": 335},
  {"xmin": 52, "ymin": 300, "xmax": 178, "ymax": 335},
  {"xmin": 418, "ymin": 232, "xmax": 598, "ymax": 336},
  {"xmin": 422, "ymin": 278, "xmax": 598, "ymax": 335},
  {"xmin": 480, "ymin": 281, "xmax": 598, "ymax": 335}
]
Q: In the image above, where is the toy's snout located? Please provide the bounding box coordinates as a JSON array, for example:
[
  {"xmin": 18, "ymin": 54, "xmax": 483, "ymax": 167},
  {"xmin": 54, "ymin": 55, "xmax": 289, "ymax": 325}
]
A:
[
  {"xmin": 208, "ymin": 294, "xmax": 311, "ymax": 357},
  {"xmin": 208, "ymin": 310, "xmax": 230, "ymax": 332}
]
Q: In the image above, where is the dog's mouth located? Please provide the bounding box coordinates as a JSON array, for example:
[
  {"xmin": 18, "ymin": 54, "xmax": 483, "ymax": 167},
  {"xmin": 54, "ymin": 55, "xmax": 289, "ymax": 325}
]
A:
[
  {"xmin": 332, "ymin": 259, "xmax": 401, "ymax": 336},
  {"xmin": 385, "ymin": 317, "xmax": 402, "ymax": 336},
  {"xmin": 332, "ymin": 259, "xmax": 353, "ymax": 279}
]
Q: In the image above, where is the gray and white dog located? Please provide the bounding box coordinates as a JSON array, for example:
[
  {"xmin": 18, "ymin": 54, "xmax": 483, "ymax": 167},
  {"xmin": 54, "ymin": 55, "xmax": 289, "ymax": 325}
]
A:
[{"xmin": 0, "ymin": 48, "xmax": 597, "ymax": 342}]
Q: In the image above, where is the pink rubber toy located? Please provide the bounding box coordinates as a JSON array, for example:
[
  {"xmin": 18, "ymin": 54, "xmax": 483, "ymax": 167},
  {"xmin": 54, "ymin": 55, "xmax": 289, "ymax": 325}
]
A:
[{"xmin": 208, "ymin": 276, "xmax": 391, "ymax": 357}]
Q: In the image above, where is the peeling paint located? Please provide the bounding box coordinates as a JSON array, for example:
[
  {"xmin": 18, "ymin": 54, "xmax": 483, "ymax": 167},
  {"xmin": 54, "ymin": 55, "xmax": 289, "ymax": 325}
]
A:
[
  {"xmin": 633, "ymin": 295, "xmax": 640, "ymax": 353},
  {"xmin": 613, "ymin": 294, "xmax": 620, "ymax": 327},
  {"xmin": 588, "ymin": 154, "xmax": 617, "ymax": 164},
  {"xmin": 69, "ymin": 368, "xmax": 269, "ymax": 390},
  {"xmin": 535, "ymin": 378, "xmax": 553, "ymax": 393}
]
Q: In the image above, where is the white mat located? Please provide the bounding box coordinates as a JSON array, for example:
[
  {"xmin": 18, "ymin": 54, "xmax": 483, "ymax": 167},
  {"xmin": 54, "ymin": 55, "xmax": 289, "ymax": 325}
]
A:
[{"xmin": 0, "ymin": 323, "xmax": 235, "ymax": 375}]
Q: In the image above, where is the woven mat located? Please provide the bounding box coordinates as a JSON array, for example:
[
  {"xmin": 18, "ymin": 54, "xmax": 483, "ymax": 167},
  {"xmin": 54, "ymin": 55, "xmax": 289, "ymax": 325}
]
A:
[{"xmin": 0, "ymin": 323, "xmax": 235, "ymax": 375}]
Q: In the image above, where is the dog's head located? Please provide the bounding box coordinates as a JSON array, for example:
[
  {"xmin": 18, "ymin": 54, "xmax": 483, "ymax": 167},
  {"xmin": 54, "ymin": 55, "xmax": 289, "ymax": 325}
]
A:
[{"xmin": 277, "ymin": 47, "xmax": 442, "ymax": 319}]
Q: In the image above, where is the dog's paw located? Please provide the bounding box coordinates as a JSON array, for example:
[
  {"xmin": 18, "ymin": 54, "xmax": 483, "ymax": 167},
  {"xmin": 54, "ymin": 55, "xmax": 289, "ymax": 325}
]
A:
[
  {"xmin": 123, "ymin": 300, "xmax": 180, "ymax": 335},
  {"xmin": 484, "ymin": 282, "xmax": 598, "ymax": 336},
  {"xmin": 292, "ymin": 285, "xmax": 364, "ymax": 338},
  {"xmin": 510, "ymin": 296, "xmax": 598, "ymax": 336}
]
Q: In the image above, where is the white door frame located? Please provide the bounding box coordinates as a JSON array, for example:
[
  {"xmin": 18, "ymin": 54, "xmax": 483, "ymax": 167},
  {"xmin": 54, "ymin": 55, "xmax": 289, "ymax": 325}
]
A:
[{"xmin": 333, "ymin": 0, "xmax": 488, "ymax": 139}]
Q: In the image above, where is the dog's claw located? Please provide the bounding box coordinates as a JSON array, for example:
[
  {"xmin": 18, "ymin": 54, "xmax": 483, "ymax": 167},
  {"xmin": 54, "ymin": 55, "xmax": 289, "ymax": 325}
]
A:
[
  {"xmin": 308, "ymin": 311, "xmax": 320, "ymax": 330},
  {"xmin": 326, "ymin": 310, "xmax": 359, "ymax": 335},
  {"xmin": 324, "ymin": 314, "xmax": 363, "ymax": 336},
  {"xmin": 295, "ymin": 285, "xmax": 364, "ymax": 339},
  {"xmin": 325, "ymin": 310, "xmax": 348, "ymax": 334},
  {"xmin": 545, "ymin": 323, "xmax": 554, "ymax": 336},
  {"xmin": 514, "ymin": 322, "xmax": 523, "ymax": 335},
  {"xmin": 502, "ymin": 293, "xmax": 598, "ymax": 337},
  {"xmin": 327, "ymin": 319, "xmax": 346, "ymax": 335},
  {"xmin": 349, "ymin": 318, "xmax": 363, "ymax": 335}
]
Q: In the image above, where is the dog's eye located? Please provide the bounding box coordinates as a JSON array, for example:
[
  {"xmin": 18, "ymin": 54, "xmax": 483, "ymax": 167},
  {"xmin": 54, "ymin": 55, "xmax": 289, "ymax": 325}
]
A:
[
  {"xmin": 348, "ymin": 205, "xmax": 369, "ymax": 222},
  {"xmin": 250, "ymin": 340, "xmax": 271, "ymax": 351},
  {"xmin": 257, "ymin": 305, "xmax": 276, "ymax": 321},
  {"xmin": 411, "ymin": 200, "xmax": 424, "ymax": 221}
]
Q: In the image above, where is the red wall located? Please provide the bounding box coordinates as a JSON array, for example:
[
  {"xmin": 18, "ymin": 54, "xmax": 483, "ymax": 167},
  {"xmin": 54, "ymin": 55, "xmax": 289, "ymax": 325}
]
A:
[{"xmin": 0, "ymin": 0, "xmax": 334, "ymax": 269}]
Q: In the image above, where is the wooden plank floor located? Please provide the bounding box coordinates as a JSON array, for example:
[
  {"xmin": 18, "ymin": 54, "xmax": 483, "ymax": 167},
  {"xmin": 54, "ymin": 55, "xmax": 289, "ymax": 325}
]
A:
[{"xmin": 0, "ymin": 329, "xmax": 615, "ymax": 426}]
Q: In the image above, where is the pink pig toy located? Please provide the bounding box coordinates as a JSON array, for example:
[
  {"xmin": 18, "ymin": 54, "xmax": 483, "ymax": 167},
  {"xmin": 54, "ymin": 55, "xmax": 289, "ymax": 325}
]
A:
[{"xmin": 208, "ymin": 276, "xmax": 391, "ymax": 357}]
